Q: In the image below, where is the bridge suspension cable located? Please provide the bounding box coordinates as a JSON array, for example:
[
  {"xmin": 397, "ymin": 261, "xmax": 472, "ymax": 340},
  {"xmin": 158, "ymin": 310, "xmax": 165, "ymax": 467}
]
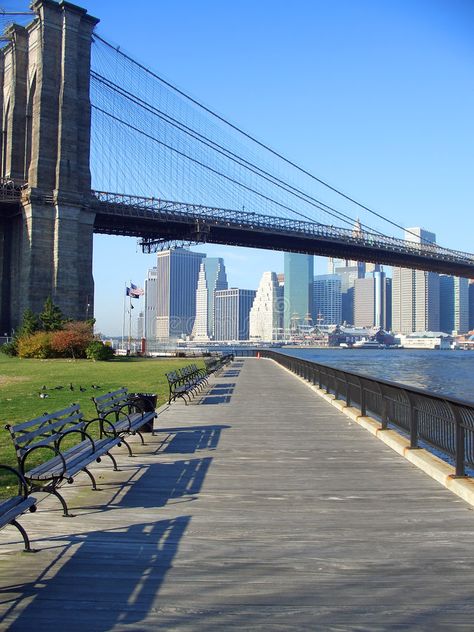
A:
[{"xmin": 90, "ymin": 34, "xmax": 442, "ymax": 248}]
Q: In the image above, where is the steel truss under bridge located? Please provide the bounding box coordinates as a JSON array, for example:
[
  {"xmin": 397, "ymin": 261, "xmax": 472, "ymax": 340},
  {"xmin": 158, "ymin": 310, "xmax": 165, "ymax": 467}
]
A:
[{"xmin": 91, "ymin": 191, "xmax": 474, "ymax": 277}]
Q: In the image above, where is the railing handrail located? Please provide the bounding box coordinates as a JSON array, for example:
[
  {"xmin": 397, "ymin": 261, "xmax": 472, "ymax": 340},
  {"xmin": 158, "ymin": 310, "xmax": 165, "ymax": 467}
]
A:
[
  {"xmin": 258, "ymin": 349, "xmax": 474, "ymax": 477},
  {"xmin": 263, "ymin": 350, "xmax": 474, "ymax": 409}
]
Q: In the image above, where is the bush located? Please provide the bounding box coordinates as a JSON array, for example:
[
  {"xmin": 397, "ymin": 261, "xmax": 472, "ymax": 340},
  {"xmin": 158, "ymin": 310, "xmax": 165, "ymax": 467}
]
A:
[
  {"xmin": 51, "ymin": 321, "xmax": 94, "ymax": 359},
  {"xmin": 17, "ymin": 332, "xmax": 54, "ymax": 359},
  {"xmin": 85, "ymin": 340, "xmax": 115, "ymax": 361},
  {"xmin": 0, "ymin": 342, "xmax": 17, "ymax": 357}
]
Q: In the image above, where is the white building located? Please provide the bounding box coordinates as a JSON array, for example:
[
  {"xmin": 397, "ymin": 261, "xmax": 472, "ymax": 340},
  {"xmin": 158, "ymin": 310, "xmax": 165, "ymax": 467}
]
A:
[
  {"xmin": 249, "ymin": 271, "xmax": 282, "ymax": 342},
  {"xmin": 392, "ymin": 228, "xmax": 440, "ymax": 334},
  {"xmin": 144, "ymin": 267, "xmax": 157, "ymax": 340}
]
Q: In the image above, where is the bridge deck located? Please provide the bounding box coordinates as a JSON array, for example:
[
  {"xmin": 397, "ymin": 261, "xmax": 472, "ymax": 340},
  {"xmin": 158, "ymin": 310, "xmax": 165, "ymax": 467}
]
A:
[{"xmin": 1, "ymin": 358, "xmax": 474, "ymax": 630}]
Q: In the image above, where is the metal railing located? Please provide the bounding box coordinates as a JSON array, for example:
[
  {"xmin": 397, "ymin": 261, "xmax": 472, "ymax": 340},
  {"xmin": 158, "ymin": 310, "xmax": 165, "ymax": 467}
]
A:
[
  {"xmin": 92, "ymin": 190, "xmax": 474, "ymax": 271},
  {"xmin": 258, "ymin": 350, "xmax": 474, "ymax": 477}
]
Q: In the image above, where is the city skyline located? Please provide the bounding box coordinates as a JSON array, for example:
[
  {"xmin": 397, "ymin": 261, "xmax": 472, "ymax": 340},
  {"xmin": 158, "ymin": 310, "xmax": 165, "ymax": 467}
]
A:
[
  {"xmin": 139, "ymin": 240, "xmax": 471, "ymax": 345},
  {"xmin": 88, "ymin": 0, "xmax": 473, "ymax": 335}
]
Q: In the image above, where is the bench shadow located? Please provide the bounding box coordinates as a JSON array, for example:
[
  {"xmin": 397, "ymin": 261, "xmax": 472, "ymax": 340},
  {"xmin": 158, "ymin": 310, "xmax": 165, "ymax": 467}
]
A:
[
  {"xmin": 1, "ymin": 426, "xmax": 229, "ymax": 630},
  {"xmin": 3, "ymin": 517, "xmax": 190, "ymax": 631},
  {"xmin": 199, "ymin": 383, "xmax": 236, "ymax": 405},
  {"xmin": 161, "ymin": 423, "xmax": 230, "ymax": 451}
]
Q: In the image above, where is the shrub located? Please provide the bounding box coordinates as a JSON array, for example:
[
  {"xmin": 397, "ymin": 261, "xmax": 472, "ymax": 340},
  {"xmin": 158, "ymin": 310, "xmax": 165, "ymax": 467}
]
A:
[
  {"xmin": 51, "ymin": 321, "xmax": 94, "ymax": 359},
  {"xmin": 0, "ymin": 342, "xmax": 17, "ymax": 357},
  {"xmin": 85, "ymin": 340, "xmax": 115, "ymax": 361},
  {"xmin": 17, "ymin": 331, "xmax": 54, "ymax": 359}
]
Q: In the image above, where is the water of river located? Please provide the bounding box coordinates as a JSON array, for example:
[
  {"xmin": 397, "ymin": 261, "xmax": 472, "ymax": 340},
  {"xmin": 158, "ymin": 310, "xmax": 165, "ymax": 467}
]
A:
[{"xmin": 278, "ymin": 348, "xmax": 474, "ymax": 403}]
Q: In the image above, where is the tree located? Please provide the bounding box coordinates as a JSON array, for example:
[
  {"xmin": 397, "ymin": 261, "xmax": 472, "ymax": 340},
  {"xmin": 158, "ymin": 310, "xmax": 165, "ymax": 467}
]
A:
[
  {"xmin": 39, "ymin": 297, "xmax": 64, "ymax": 332},
  {"xmin": 15, "ymin": 308, "xmax": 40, "ymax": 339}
]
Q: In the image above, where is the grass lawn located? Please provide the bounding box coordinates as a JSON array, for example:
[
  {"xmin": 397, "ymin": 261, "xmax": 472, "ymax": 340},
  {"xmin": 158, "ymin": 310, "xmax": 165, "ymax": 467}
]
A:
[{"xmin": 0, "ymin": 355, "xmax": 201, "ymax": 496}]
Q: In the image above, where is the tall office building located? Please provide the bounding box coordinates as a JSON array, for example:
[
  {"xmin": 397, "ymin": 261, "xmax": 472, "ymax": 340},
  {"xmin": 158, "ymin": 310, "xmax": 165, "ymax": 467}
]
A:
[
  {"xmin": 385, "ymin": 278, "xmax": 392, "ymax": 331},
  {"xmin": 144, "ymin": 267, "xmax": 157, "ymax": 340},
  {"xmin": 392, "ymin": 228, "xmax": 440, "ymax": 334},
  {"xmin": 249, "ymin": 271, "xmax": 283, "ymax": 341},
  {"xmin": 469, "ymin": 280, "xmax": 474, "ymax": 330},
  {"xmin": 335, "ymin": 265, "xmax": 364, "ymax": 325},
  {"xmin": 439, "ymin": 275, "xmax": 469, "ymax": 334},
  {"xmin": 156, "ymin": 248, "xmax": 206, "ymax": 341},
  {"xmin": 313, "ymin": 275, "xmax": 342, "ymax": 326},
  {"xmin": 283, "ymin": 253, "xmax": 313, "ymax": 331},
  {"xmin": 214, "ymin": 289, "xmax": 256, "ymax": 341},
  {"xmin": 354, "ymin": 270, "xmax": 388, "ymax": 329},
  {"xmin": 193, "ymin": 258, "xmax": 228, "ymax": 340}
]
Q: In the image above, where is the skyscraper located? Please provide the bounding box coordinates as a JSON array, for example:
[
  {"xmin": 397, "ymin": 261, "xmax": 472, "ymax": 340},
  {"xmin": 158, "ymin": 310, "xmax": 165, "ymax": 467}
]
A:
[
  {"xmin": 144, "ymin": 267, "xmax": 157, "ymax": 340},
  {"xmin": 214, "ymin": 288, "xmax": 256, "ymax": 341},
  {"xmin": 283, "ymin": 253, "xmax": 313, "ymax": 332},
  {"xmin": 469, "ymin": 281, "xmax": 474, "ymax": 331},
  {"xmin": 354, "ymin": 270, "xmax": 388, "ymax": 329},
  {"xmin": 313, "ymin": 274, "xmax": 342, "ymax": 326},
  {"xmin": 439, "ymin": 275, "xmax": 469, "ymax": 334},
  {"xmin": 249, "ymin": 271, "xmax": 283, "ymax": 341},
  {"xmin": 392, "ymin": 228, "xmax": 440, "ymax": 334},
  {"xmin": 193, "ymin": 258, "xmax": 228, "ymax": 340},
  {"xmin": 155, "ymin": 248, "xmax": 206, "ymax": 341}
]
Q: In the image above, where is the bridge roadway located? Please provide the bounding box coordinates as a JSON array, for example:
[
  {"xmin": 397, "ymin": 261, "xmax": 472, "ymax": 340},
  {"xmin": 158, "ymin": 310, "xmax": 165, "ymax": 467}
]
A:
[{"xmin": 2, "ymin": 358, "xmax": 474, "ymax": 630}]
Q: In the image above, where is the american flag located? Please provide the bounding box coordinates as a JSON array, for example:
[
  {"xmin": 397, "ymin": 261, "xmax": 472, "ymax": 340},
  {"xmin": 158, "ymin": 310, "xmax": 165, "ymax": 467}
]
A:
[{"xmin": 126, "ymin": 283, "xmax": 144, "ymax": 298}]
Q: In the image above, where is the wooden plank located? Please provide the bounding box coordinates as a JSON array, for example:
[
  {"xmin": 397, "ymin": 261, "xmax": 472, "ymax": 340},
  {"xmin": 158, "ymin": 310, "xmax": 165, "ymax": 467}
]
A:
[{"xmin": 2, "ymin": 359, "xmax": 474, "ymax": 630}]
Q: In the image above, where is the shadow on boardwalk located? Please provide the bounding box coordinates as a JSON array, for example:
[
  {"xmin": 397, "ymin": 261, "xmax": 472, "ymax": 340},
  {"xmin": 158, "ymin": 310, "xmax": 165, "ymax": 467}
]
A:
[{"xmin": 0, "ymin": 424, "xmax": 229, "ymax": 631}]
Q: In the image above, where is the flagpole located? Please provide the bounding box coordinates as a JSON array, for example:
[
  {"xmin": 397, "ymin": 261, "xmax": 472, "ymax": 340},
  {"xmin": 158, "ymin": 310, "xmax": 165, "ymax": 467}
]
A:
[
  {"xmin": 128, "ymin": 280, "xmax": 132, "ymax": 353},
  {"xmin": 121, "ymin": 283, "xmax": 126, "ymax": 352}
]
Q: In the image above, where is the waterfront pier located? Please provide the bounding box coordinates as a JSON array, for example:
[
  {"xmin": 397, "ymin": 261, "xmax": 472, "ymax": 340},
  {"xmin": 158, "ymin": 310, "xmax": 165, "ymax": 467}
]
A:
[{"xmin": 2, "ymin": 358, "xmax": 474, "ymax": 630}]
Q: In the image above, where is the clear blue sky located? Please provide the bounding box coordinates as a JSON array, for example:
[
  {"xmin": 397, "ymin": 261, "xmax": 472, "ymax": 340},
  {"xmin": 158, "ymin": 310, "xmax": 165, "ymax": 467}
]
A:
[{"xmin": 57, "ymin": 0, "xmax": 474, "ymax": 334}]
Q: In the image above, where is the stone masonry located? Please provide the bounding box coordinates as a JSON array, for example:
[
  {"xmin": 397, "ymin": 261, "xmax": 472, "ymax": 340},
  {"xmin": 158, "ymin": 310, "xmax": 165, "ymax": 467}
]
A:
[{"xmin": 0, "ymin": 0, "xmax": 98, "ymax": 331}]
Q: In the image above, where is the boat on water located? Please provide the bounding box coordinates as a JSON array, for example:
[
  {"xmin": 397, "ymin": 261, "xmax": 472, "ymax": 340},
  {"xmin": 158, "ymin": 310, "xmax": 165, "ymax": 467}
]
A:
[{"xmin": 352, "ymin": 339, "xmax": 384, "ymax": 349}]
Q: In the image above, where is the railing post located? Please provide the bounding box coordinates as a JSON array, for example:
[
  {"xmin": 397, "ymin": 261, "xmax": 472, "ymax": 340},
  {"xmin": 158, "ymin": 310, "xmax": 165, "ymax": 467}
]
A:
[
  {"xmin": 378, "ymin": 383, "xmax": 388, "ymax": 429},
  {"xmin": 357, "ymin": 377, "xmax": 367, "ymax": 417},
  {"xmin": 345, "ymin": 375, "xmax": 351, "ymax": 407},
  {"xmin": 334, "ymin": 371, "xmax": 339, "ymax": 400},
  {"xmin": 406, "ymin": 392, "xmax": 419, "ymax": 449},
  {"xmin": 318, "ymin": 368, "xmax": 322, "ymax": 389},
  {"xmin": 448, "ymin": 402, "xmax": 465, "ymax": 477}
]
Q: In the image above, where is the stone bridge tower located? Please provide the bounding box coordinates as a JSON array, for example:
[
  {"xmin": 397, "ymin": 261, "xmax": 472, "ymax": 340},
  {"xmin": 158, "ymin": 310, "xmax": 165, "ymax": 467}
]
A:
[{"xmin": 0, "ymin": 0, "xmax": 98, "ymax": 332}]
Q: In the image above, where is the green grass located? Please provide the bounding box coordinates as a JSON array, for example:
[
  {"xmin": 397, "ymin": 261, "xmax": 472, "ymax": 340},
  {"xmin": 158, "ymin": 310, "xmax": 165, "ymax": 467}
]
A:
[{"xmin": 0, "ymin": 355, "xmax": 201, "ymax": 497}]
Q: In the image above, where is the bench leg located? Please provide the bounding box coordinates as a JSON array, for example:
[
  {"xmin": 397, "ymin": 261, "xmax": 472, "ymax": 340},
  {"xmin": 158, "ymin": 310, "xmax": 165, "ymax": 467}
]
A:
[
  {"xmin": 10, "ymin": 519, "xmax": 35, "ymax": 553},
  {"xmin": 136, "ymin": 430, "xmax": 145, "ymax": 445},
  {"xmin": 106, "ymin": 451, "xmax": 119, "ymax": 471},
  {"xmin": 83, "ymin": 467, "xmax": 98, "ymax": 490},
  {"xmin": 122, "ymin": 437, "xmax": 134, "ymax": 457},
  {"xmin": 49, "ymin": 487, "xmax": 72, "ymax": 517}
]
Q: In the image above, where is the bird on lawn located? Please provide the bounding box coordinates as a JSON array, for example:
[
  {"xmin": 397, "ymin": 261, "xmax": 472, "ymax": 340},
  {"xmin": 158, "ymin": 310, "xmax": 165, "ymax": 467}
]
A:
[
  {"xmin": 69, "ymin": 383, "xmax": 74, "ymax": 391},
  {"xmin": 91, "ymin": 384, "xmax": 101, "ymax": 390},
  {"xmin": 38, "ymin": 392, "xmax": 49, "ymax": 399},
  {"xmin": 79, "ymin": 386, "xmax": 87, "ymax": 392},
  {"xmin": 41, "ymin": 385, "xmax": 47, "ymax": 391}
]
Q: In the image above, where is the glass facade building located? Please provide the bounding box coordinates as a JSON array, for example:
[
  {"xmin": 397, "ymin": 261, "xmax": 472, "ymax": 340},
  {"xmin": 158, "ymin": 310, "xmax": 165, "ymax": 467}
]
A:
[
  {"xmin": 439, "ymin": 275, "xmax": 469, "ymax": 334},
  {"xmin": 283, "ymin": 253, "xmax": 313, "ymax": 331},
  {"xmin": 313, "ymin": 274, "xmax": 342, "ymax": 326}
]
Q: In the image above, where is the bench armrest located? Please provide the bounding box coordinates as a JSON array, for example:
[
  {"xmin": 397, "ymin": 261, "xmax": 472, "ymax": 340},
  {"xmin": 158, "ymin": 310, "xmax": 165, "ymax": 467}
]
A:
[
  {"xmin": 20, "ymin": 444, "xmax": 66, "ymax": 481},
  {"xmin": 0, "ymin": 464, "xmax": 29, "ymax": 499}
]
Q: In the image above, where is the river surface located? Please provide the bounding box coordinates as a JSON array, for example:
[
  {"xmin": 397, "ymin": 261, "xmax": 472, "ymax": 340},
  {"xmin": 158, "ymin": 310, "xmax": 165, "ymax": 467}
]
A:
[{"xmin": 277, "ymin": 348, "xmax": 474, "ymax": 403}]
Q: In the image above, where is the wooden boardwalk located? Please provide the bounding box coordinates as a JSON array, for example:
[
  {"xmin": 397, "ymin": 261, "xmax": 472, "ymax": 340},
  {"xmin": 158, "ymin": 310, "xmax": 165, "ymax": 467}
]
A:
[{"xmin": 2, "ymin": 357, "xmax": 474, "ymax": 630}]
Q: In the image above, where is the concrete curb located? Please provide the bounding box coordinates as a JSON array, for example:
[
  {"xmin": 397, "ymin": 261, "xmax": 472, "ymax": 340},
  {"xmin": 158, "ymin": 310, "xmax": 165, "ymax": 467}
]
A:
[{"xmin": 269, "ymin": 358, "xmax": 474, "ymax": 508}]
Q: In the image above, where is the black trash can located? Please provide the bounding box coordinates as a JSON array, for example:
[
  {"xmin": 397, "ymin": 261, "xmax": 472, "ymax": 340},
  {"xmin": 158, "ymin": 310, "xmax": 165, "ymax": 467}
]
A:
[{"xmin": 131, "ymin": 392, "xmax": 157, "ymax": 432}]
